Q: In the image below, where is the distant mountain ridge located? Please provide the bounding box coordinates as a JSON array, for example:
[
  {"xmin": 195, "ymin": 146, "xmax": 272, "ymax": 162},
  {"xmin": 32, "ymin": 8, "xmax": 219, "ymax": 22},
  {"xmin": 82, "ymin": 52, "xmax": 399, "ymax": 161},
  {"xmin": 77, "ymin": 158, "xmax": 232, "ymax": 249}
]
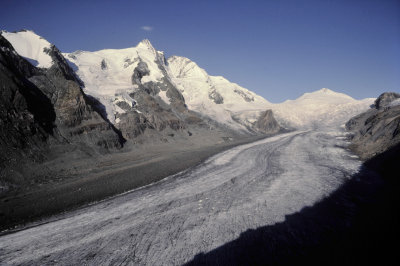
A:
[{"xmin": 1, "ymin": 30, "xmax": 374, "ymax": 135}]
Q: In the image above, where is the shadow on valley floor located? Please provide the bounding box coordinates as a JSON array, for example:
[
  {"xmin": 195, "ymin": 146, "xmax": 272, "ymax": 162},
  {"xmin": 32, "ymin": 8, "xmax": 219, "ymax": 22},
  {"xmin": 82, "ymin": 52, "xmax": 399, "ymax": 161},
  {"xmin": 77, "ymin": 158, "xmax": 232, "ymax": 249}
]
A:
[{"xmin": 186, "ymin": 144, "xmax": 400, "ymax": 266}]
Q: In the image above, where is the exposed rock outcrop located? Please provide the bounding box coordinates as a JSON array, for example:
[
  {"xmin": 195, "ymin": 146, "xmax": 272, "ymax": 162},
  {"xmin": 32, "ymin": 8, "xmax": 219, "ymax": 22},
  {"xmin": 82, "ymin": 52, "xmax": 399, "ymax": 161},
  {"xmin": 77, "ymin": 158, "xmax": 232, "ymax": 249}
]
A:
[
  {"xmin": 346, "ymin": 92, "xmax": 400, "ymax": 160},
  {"xmin": 115, "ymin": 49, "xmax": 196, "ymax": 140},
  {"xmin": 0, "ymin": 36, "xmax": 54, "ymax": 167},
  {"xmin": 234, "ymin": 89, "xmax": 254, "ymax": 102},
  {"xmin": 209, "ymin": 88, "xmax": 224, "ymax": 104},
  {"xmin": 100, "ymin": 59, "xmax": 107, "ymax": 70},
  {"xmin": 0, "ymin": 33, "xmax": 123, "ymax": 184},
  {"xmin": 116, "ymin": 89, "xmax": 185, "ymax": 140},
  {"xmin": 374, "ymin": 92, "xmax": 400, "ymax": 109},
  {"xmin": 254, "ymin": 109, "xmax": 281, "ymax": 134},
  {"xmin": 131, "ymin": 61, "xmax": 150, "ymax": 86},
  {"xmin": 29, "ymin": 44, "xmax": 123, "ymax": 149}
]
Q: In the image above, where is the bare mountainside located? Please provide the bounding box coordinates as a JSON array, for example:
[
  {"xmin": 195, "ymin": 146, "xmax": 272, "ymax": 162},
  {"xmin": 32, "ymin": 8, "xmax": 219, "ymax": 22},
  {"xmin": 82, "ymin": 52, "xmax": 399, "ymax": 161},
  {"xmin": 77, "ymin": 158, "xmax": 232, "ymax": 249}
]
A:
[{"xmin": 346, "ymin": 92, "xmax": 400, "ymax": 159}]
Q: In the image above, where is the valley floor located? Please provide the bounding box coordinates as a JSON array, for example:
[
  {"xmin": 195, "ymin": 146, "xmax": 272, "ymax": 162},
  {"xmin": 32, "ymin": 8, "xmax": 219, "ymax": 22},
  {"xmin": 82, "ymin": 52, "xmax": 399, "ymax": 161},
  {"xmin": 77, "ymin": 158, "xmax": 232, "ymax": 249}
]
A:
[
  {"xmin": 0, "ymin": 133, "xmax": 266, "ymax": 232},
  {"xmin": 2, "ymin": 128, "xmax": 392, "ymax": 265}
]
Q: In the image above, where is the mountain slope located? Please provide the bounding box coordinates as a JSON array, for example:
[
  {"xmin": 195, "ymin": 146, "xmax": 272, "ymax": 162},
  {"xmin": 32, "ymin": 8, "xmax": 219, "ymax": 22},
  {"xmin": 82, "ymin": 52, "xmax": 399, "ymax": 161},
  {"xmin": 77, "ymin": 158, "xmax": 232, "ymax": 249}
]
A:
[
  {"xmin": 272, "ymin": 88, "xmax": 374, "ymax": 129},
  {"xmin": 66, "ymin": 45, "xmax": 194, "ymax": 143},
  {"xmin": 1, "ymin": 30, "xmax": 123, "ymax": 149},
  {"xmin": 1, "ymin": 30, "xmax": 53, "ymax": 68},
  {"xmin": 346, "ymin": 92, "xmax": 400, "ymax": 159},
  {"xmin": 168, "ymin": 56, "xmax": 271, "ymax": 131},
  {"xmin": 167, "ymin": 57, "xmax": 374, "ymax": 130},
  {"xmin": 0, "ymin": 34, "xmax": 54, "ymax": 167},
  {"xmin": 64, "ymin": 40, "xmax": 281, "ymax": 139},
  {"xmin": 0, "ymin": 30, "xmax": 124, "ymax": 190},
  {"xmin": 64, "ymin": 40, "xmax": 169, "ymax": 124}
]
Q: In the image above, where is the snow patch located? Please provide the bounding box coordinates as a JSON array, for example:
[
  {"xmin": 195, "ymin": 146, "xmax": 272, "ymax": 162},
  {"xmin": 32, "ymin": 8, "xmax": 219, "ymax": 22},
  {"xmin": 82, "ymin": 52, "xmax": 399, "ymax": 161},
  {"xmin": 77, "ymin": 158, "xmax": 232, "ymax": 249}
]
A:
[
  {"xmin": 158, "ymin": 90, "xmax": 170, "ymax": 104},
  {"xmin": 1, "ymin": 30, "xmax": 53, "ymax": 68},
  {"xmin": 389, "ymin": 98, "xmax": 400, "ymax": 107}
]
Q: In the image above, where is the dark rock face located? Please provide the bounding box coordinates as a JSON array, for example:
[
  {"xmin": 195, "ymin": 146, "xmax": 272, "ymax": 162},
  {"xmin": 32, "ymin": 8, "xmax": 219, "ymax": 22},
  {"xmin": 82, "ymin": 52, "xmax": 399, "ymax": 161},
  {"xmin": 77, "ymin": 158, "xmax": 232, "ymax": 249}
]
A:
[
  {"xmin": 234, "ymin": 89, "xmax": 254, "ymax": 102},
  {"xmin": 131, "ymin": 61, "xmax": 150, "ymax": 86},
  {"xmin": 30, "ymin": 45, "xmax": 123, "ymax": 149},
  {"xmin": 0, "ymin": 38, "xmax": 54, "ymax": 168},
  {"xmin": 0, "ymin": 34, "xmax": 123, "ymax": 173},
  {"xmin": 116, "ymin": 89, "xmax": 185, "ymax": 140},
  {"xmin": 116, "ymin": 111, "xmax": 150, "ymax": 139},
  {"xmin": 116, "ymin": 52, "xmax": 192, "ymax": 140},
  {"xmin": 374, "ymin": 92, "xmax": 400, "ymax": 109},
  {"xmin": 152, "ymin": 51, "xmax": 187, "ymax": 110},
  {"xmin": 209, "ymin": 88, "xmax": 224, "ymax": 104},
  {"xmin": 123, "ymin": 57, "xmax": 138, "ymax": 68},
  {"xmin": 44, "ymin": 45, "xmax": 84, "ymax": 87},
  {"xmin": 346, "ymin": 93, "xmax": 400, "ymax": 160},
  {"xmin": 254, "ymin": 109, "xmax": 281, "ymax": 134},
  {"xmin": 100, "ymin": 59, "xmax": 107, "ymax": 70}
]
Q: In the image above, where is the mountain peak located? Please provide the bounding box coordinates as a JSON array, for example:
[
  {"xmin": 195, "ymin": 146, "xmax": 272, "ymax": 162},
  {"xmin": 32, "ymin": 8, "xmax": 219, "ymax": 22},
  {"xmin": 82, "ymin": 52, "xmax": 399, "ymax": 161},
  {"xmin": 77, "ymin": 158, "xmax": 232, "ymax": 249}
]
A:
[
  {"xmin": 137, "ymin": 39, "xmax": 154, "ymax": 50},
  {"xmin": 168, "ymin": 55, "xmax": 209, "ymax": 80},
  {"xmin": 319, "ymin": 88, "xmax": 332, "ymax": 93},
  {"xmin": 1, "ymin": 29, "xmax": 53, "ymax": 68},
  {"xmin": 294, "ymin": 88, "xmax": 355, "ymax": 104},
  {"xmin": 3, "ymin": 29, "xmax": 46, "ymax": 41},
  {"xmin": 310, "ymin": 88, "xmax": 341, "ymax": 95}
]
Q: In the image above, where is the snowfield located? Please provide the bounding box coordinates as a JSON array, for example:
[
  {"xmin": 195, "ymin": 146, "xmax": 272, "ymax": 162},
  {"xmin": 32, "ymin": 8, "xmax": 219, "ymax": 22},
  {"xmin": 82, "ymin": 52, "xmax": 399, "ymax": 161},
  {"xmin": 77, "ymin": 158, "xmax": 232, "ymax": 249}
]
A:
[
  {"xmin": 271, "ymin": 88, "xmax": 375, "ymax": 129},
  {"xmin": 0, "ymin": 128, "xmax": 363, "ymax": 265},
  {"xmin": 1, "ymin": 30, "xmax": 53, "ymax": 68}
]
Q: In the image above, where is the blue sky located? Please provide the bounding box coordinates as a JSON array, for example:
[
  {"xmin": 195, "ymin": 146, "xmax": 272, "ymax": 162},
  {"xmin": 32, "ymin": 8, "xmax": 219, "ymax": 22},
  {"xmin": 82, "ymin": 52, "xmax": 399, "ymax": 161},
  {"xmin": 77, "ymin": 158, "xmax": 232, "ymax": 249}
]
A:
[{"xmin": 1, "ymin": 0, "xmax": 399, "ymax": 102}]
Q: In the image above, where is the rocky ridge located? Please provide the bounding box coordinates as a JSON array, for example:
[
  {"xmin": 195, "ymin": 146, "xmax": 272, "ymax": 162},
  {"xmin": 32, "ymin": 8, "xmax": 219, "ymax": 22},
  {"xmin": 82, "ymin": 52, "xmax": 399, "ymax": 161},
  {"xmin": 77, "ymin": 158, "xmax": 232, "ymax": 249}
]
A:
[
  {"xmin": 346, "ymin": 92, "xmax": 400, "ymax": 159},
  {"xmin": 0, "ymin": 32, "xmax": 123, "ymax": 190}
]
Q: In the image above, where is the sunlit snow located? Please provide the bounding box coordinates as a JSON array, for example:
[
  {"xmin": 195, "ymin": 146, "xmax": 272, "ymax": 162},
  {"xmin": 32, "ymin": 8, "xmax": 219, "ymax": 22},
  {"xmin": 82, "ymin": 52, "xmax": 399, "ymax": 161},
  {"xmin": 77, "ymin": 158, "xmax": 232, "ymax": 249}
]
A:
[
  {"xmin": 1, "ymin": 30, "xmax": 53, "ymax": 68},
  {"xmin": 2, "ymin": 30, "xmax": 374, "ymax": 130}
]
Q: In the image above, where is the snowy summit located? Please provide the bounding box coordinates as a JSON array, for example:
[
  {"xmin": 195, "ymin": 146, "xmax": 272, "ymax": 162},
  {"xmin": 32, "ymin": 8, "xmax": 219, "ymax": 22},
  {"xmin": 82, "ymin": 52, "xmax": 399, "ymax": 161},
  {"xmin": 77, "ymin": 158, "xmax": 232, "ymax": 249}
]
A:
[
  {"xmin": 1, "ymin": 30, "xmax": 53, "ymax": 68},
  {"xmin": 1, "ymin": 31, "xmax": 375, "ymax": 131}
]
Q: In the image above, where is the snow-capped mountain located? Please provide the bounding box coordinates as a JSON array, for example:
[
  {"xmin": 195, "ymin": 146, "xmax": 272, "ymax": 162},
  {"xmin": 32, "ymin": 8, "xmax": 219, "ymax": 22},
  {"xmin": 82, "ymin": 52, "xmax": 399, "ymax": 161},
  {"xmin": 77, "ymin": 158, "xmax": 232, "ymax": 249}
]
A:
[
  {"xmin": 0, "ymin": 30, "xmax": 53, "ymax": 68},
  {"xmin": 63, "ymin": 39, "xmax": 373, "ymax": 131},
  {"xmin": 167, "ymin": 57, "xmax": 374, "ymax": 130},
  {"xmin": 64, "ymin": 39, "xmax": 171, "ymax": 124},
  {"xmin": 168, "ymin": 56, "xmax": 271, "ymax": 131},
  {"xmin": 271, "ymin": 88, "xmax": 374, "ymax": 129},
  {"xmin": 63, "ymin": 40, "xmax": 274, "ymax": 132},
  {"xmin": 0, "ymin": 30, "xmax": 124, "ymax": 170},
  {"xmin": 1, "ymin": 29, "xmax": 374, "ymax": 135}
]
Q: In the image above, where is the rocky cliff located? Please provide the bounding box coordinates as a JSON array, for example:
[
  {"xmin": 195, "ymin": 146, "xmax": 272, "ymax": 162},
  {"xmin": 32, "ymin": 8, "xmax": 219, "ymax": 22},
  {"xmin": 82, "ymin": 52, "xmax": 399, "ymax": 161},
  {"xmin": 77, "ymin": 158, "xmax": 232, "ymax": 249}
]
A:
[
  {"xmin": 254, "ymin": 109, "xmax": 281, "ymax": 134},
  {"xmin": 346, "ymin": 92, "xmax": 400, "ymax": 160},
  {"xmin": 0, "ymin": 32, "xmax": 124, "ymax": 190}
]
